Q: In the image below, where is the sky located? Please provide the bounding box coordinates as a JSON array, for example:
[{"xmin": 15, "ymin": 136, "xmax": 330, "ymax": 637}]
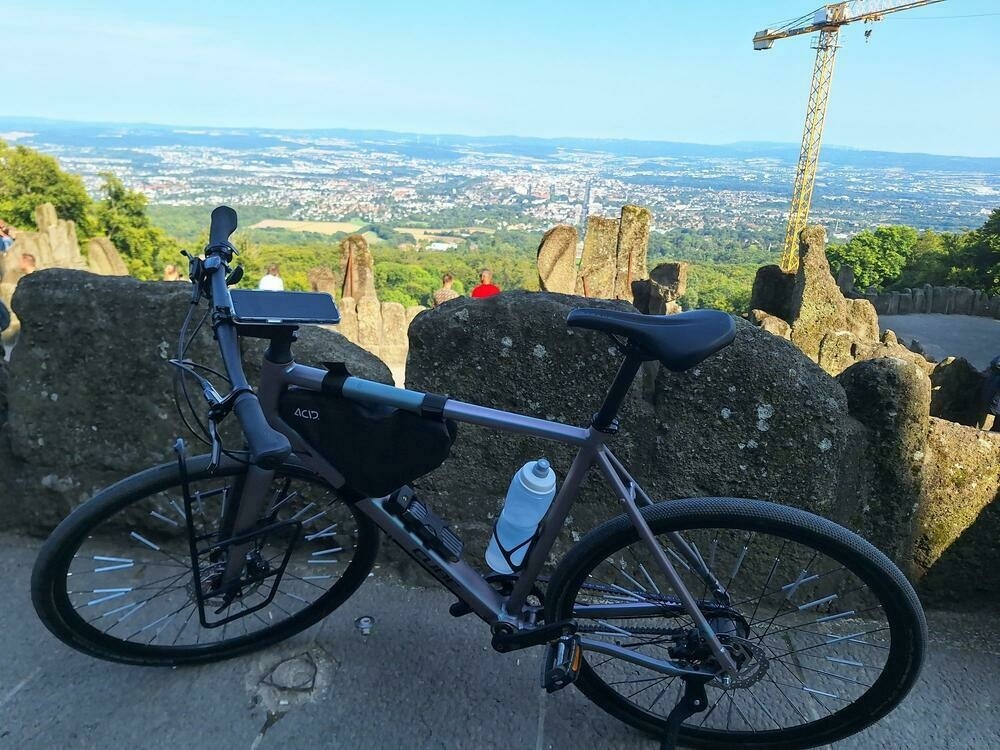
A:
[{"xmin": 4, "ymin": 1, "xmax": 998, "ymax": 156}]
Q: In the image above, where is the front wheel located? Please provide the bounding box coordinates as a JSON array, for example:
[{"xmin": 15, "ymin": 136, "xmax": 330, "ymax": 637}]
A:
[
  {"xmin": 545, "ymin": 498, "xmax": 926, "ymax": 750},
  {"xmin": 32, "ymin": 455, "xmax": 379, "ymax": 666}
]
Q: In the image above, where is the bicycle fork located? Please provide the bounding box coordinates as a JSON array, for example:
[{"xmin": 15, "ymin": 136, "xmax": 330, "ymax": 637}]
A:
[{"xmin": 218, "ymin": 464, "xmax": 277, "ymax": 591}]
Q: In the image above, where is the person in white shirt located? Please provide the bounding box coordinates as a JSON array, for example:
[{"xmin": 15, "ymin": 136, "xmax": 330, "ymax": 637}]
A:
[{"xmin": 258, "ymin": 263, "xmax": 284, "ymax": 291}]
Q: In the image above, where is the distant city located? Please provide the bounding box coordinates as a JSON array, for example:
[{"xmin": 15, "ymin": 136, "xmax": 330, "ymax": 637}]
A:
[{"xmin": 2, "ymin": 118, "xmax": 998, "ymax": 239}]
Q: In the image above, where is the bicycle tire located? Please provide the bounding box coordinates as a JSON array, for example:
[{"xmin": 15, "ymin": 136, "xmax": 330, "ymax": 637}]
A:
[
  {"xmin": 544, "ymin": 497, "xmax": 926, "ymax": 750},
  {"xmin": 31, "ymin": 454, "xmax": 379, "ymax": 667}
]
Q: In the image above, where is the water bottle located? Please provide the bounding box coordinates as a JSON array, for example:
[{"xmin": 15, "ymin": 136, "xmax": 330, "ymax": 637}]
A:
[{"xmin": 485, "ymin": 458, "xmax": 557, "ymax": 574}]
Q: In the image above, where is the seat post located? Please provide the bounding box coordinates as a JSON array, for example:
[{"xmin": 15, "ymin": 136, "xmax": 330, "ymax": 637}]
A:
[{"xmin": 592, "ymin": 348, "xmax": 644, "ymax": 432}]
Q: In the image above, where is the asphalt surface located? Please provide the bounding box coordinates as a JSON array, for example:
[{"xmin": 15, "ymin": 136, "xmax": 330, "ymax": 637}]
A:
[
  {"xmin": 880, "ymin": 314, "xmax": 1000, "ymax": 370},
  {"xmin": 3, "ymin": 532, "xmax": 999, "ymax": 750}
]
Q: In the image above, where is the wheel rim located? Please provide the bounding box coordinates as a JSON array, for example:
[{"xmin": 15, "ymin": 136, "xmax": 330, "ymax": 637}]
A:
[
  {"xmin": 559, "ymin": 520, "xmax": 911, "ymax": 742},
  {"xmin": 53, "ymin": 466, "xmax": 369, "ymax": 654}
]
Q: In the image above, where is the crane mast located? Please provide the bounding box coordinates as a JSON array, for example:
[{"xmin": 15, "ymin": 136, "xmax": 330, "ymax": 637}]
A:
[{"xmin": 753, "ymin": 0, "xmax": 945, "ymax": 272}]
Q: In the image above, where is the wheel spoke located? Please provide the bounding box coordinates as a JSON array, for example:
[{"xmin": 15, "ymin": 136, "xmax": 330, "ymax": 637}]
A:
[
  {"xmin": 53, "ymin": 467, "xmax": 368, "ymax": 656},
  {"xmin": 553, "ymin": 516, "xmax": 915, "ymax": 740}
]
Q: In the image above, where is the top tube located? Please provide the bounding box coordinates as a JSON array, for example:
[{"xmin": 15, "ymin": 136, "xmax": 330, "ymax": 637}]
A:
[{"xmin": 335, "ymin": 375, "xmax": 592, "ymax": 447}]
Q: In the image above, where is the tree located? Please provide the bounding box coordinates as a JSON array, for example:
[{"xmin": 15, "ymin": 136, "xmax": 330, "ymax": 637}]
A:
[
  {"xmin": 0, "ymin": 140, "xmax": 93, "ymax": 231},
  {"xmin": 948, "ymin": 208, "xmax": 1000, "ymax": 294},
  {"xmin": 894, "ymin": 229, "xmax": 951, "ymax": 288},
  {"xmin": 93, "ymin": 173, "xmax": 180, "ymax": 279},
  {"xmin": 826, "ymin": 225, "xmax": 918, "ymax": 289}
]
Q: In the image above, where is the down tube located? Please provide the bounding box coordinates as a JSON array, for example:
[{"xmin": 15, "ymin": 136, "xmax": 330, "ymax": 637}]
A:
[{"xmin": 354, "ymin": 497, "xmax": 506, "ymax": 623}]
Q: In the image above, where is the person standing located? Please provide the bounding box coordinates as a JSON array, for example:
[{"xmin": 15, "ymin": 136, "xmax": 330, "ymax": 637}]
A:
[
  {"xmin": 258, "ymin": 263, "xmax": 284, "ymax": 291},
  {"xmin": 0, "ymin": 222, "xmax": 15, "ymax": 254},
  {"xmin": 162, "ymin": 264, "xmax": 185, "ymax": 282},
  {"xmin": 470, "ymin": 268, "xmax": 501, "ymax": 299},
  {"xmin": 432, "ymin": 273, "xmax": 460, "ymax": 307}
]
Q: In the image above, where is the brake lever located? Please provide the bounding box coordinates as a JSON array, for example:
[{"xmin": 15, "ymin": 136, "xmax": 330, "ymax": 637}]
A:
[{"xmin": 207, "ymin": 417, "xmax": 223, "ymax": 473}]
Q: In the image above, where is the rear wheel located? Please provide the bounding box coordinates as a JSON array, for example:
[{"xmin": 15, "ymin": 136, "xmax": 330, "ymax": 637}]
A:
[
  {"xmin": 545, "ymin": 498, "xmax": 926, "ymax": 750},
  {"xmin": 32, "ymin": 455, "xmax": 379, "ymax": 666}
]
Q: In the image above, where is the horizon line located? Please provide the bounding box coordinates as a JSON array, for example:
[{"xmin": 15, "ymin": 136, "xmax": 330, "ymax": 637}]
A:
[{"xmin": 2, "ymin": 114, "xmax": 998, "ymax": 163}]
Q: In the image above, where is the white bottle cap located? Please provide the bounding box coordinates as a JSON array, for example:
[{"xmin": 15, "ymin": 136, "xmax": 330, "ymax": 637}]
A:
[{"xmin": 520, "ymin": 458, "xmax": 554, "ymax": 494}]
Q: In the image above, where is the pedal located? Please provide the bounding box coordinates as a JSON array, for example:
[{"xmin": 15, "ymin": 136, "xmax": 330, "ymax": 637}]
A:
[
  {"xmin": 385, "ymin": 487, "xmax": 464, "ymax": 563},
  {"xmin": 541, "ymin": 634, "xmax": 582, "ymax": 693}
]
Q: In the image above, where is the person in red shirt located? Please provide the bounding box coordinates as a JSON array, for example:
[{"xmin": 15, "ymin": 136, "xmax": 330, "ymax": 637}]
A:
[{"xmin": 470, "ymin": 268, "xmax": 501, "ymax": 299}]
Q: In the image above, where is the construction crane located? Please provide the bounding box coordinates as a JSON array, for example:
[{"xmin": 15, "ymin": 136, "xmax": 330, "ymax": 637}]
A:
[{"xmin": 754, "ymin": 0, "xmax": 945, "ymax": 271}]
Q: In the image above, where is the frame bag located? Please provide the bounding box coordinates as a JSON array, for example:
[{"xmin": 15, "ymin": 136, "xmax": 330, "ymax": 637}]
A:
[{"xmin": 278, "ymin": 377, "xmax": 456, "ymax": 498}]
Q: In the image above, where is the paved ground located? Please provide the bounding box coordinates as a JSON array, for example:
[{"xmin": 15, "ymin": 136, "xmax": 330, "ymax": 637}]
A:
[
  {"xmin": 880, "ymin": 314, "xmax": 1000, "ymax": 370},
  {"xmin": 3, "ymin": 532, "xmax": 999, "ymax": 750}
]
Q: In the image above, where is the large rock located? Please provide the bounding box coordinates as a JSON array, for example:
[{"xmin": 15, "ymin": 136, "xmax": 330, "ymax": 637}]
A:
[
  {"xmin": 406, "ymin": 292, "xmax": 646, "ymax": 558},
  {"xmin": 536, "ymin": 225, "xmax": 577, "ymax": 294},
  {"xmin": 0, "ymin": 270, "xmax": 391, "ymax": 532},
  {"xmin": 631, "ymin": 263, "xmax": 687, "ymax": 315},
  {"xmin": 614, "ymin": 205, "xmax": 651, "ymax": 302},
  {"xmin": 836, "ymin": 264, "xmax": 855, "ymax": 294},
  {"xmin": 649, "ymin": 262, "xmax": 687, "ymax": 300},
  {"xmin": 915, "ymin": 420, "xmax": 1000, "ymax": 605},
  {"xmin": 34, "ymin": 203, "xmax": 58, "ymax": 230},
  {"xmin": 308, "ymin": 266, "xmax": 338, "ymax": 295},
  {"xmin": 644, "ymin": 319, "xmax": 868, "ymax": 526},
  {"xmin": 748, "ymin": 309, "xmax": 791, "ymax": 339},
  {"xmin": 379, "ymin": 301, "xmax": 408, "ymax": 383},
  {"xmin": 973, "ymin": 290, "xmax": 991, "ymax": 317},
  {"xmin": 953, "ymin": 287, "xmax": 975, "ymax": 315},
  {"xmin": 748, "ymin": 265, "xmax": 794, "ymax": 321},
  {"xmin": 339, "ymin": 234, "xmax": 376, "ymax": 299},
  {"xmin": 931, "ymin": 286, "xmax": 952, "ymax": 313},
  {"xmin": 846, "ymin": 297, "xmax": 880, "ymax": 341},
  {"xmin": 405, "ymin": 293, "xmax": 870, "ymax": 561},
  {"xmin": 85, "ymin": 237, "xmax": 129, "ymax": 276},
  {"xmin": 788, "ymin": 226, "xmax": 852, "ymax": 361},
  {"xmin": 338, "ymin": 296, "xmax": 359, "ymax": 342},
  {"xmin": 355, "ymin": 296, "xmax": 383, "ymax": 352},
  {"xmin": 837, "ymin": 358, "xmax": 931, "ymax": 566},
  {"xmin": 575, "ymin": 216, "xmax": 619, "ymax": 297},
  {"xmin": 929, "ymin": 357, "xmax": 986, "ymax": 426}
]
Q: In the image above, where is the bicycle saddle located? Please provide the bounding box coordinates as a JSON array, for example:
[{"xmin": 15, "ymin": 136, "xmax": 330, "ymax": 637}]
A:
[{"xmin": 566, "ymin": 308, "xmax": 736, "ymax": 372}]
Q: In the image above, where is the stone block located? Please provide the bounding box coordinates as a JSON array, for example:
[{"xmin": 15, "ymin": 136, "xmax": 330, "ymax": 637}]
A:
[
  {"xmin": 536, "ymin": 225, "xmax": 577, "ymax": 294},
  {"xmin": 613, "ymin": 205, "xmax": 651, "ymax": 302},
  {"xmin": 575, "ymin": 216, "xmax": 618, "ymax": 298}
]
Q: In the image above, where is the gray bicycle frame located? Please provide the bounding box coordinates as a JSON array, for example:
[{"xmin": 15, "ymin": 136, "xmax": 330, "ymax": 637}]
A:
[{"xmin": 246, "ymin": 353, "xmax": 737, "ymax": 678}]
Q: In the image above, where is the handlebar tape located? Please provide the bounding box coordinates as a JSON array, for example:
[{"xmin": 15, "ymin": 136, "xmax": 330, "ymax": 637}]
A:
[
  {"xmin": 209, "ymin": 205, "xmax": 238, "ymax": 248},
  {"xmin": 233, "ymin": 393, "xmax": 292, "ymax": 468}
]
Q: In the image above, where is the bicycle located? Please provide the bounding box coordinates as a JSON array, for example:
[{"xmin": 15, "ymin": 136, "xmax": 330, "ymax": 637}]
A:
[{"xmin": 32, "ymin": 206, "xmax": 926, "ymax": 749}]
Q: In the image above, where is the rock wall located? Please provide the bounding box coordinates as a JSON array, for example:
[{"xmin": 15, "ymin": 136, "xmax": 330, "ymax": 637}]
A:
[
  {"xmin": 1, "ymin": 272, "xmax": 997, "ymax": 606},
  {"xmin": 859, "ymin": 284, "xmax": 1000, "ymax": 319},
  {"xmin": 0, "ymin": 270, "xmax": 392, "ymax": 532}
]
